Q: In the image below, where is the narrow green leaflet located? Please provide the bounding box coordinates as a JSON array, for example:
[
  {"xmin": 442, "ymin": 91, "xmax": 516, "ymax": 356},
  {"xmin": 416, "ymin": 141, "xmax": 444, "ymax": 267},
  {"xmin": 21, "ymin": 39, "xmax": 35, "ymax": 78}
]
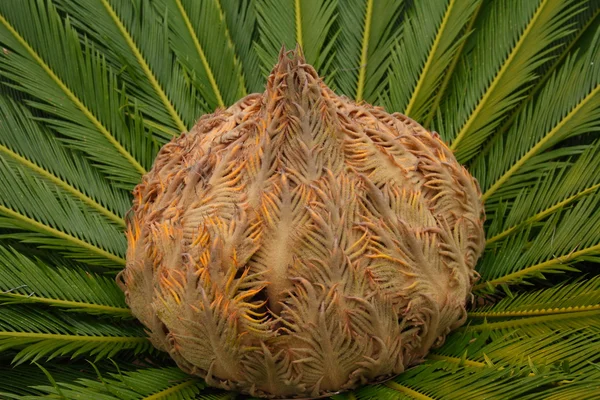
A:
[
  {"xmin": 437, "ymin": 0, "xmax": 584, "ymax": 163},
  {"xmin": 0, "ymin": 305, "xmax": 150, "ymax": 365},
  {"xmin": 333, "ymin": 0, "xmax": 404, "ymax": 102},
  {"xmin": 387, "ymin": 0, "xmax": 481, "ymax": 123},
  {"xmin": 256, "ymin": 0, "xmax": 337, "ymax": 80},
  {"xmin": 0, "ymin": 0, "xmax": 155, "ymax": 188},
  {"xmin": 0, "ymin": 246, "xmax": 130, "ymax": 317}
]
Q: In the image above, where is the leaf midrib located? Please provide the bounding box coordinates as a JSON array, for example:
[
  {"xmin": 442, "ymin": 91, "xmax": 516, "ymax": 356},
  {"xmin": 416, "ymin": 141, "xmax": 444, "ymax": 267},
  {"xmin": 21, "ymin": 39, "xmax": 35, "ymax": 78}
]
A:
[
  {"xmin": 0, "ymin": 331, "xmax": 146, "ymax": 342},
  {"xmin": 142, "ymin": 379, "xmax": 199, "ymax": 400},
  {"xmin": 462, "ymin": 309, "xmax": 600, "ymax": 332},
  {"xmin": 469, "ymin": 304, "xmax": 600, "ymax": 319},
  {"xmin": 0, "ymin": 145, "xmax": 125, "ymax": 227},
  {"xmin": 0, "ymin": 292, "xmax": 131, "ymax": 316},
  {"xmin": 384, "ymin": 381, "xmax": 435, "ymax": 400},
  {"xmin": 355, "ymin": 0, "xmax": 374, "ymax": 102},
  {"xmin": 174, "ymin": 0, "xmax": 225, "ymax": 108},
  {"xmin": 404, "ymin": 0, "xmax": 456, "ymax": 117},
  {"xmin": 474, "ymin": 242, "xmax": 600, "ymax": 290},
  {"xmin": 0, "ymin": 205, "xmax": 126, "ymax": 267},
  {"xmin": 100, "ymin": 0, "xmax": 188, "ymax": 133}
]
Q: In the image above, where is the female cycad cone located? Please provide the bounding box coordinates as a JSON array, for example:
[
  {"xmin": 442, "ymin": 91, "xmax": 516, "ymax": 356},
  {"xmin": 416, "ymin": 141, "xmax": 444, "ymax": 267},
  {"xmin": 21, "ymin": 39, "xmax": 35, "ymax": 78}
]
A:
[{"xmin": 118, "ymin": 49, "xmax": 485, "ymax": 398}]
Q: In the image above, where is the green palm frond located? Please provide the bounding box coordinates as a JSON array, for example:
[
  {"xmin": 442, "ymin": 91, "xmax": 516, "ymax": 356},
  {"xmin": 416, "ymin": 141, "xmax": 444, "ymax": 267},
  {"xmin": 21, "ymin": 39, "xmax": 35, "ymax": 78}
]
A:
[
  {"xmin": 0, "ymin": 0, "xmax": 156, "ymax": 188},
  {"xmin": 0, "ymin": 95, "xmax": 129, "ymax": 226},
  {"xmin": 152, "ymin": 0, "xmax": 247, "ymax": 108},
  {"xmin": 475, "ymin": 193, "xmax": 600, "ymax": 289},
  {"xmin": 0, "ymin": 246, "xmax": 130, "ymax": 317},
  {"xmin": 256, "ymin": 0, "xmax": 337, "ymax": 79},
  {"xmin": 55, "ymin": 0, "xmax": 211, "ymax": 137},
  {"xmin": 472, "ymin": 31, "xmax": 599, "ymax": 204},
  {"xmin": 484, "ymin": 141, "xmax": 600, "ymax": 246},
  {"xmin": 470, "ymin": 275, "xmax": 600, "ymax": 317},
  {"xmin": 24, "ymin": 364, "xmax": 207, "ymax": 400},
  {"xmin": 0, "ymin": 362, "xmax": 91, "ymax": 397},
  {"xmin": 333, "ymin": 0, "xmax": 404, "ymax": 102},
  {"xmin": 0, "ymin": 305, "xmax": 150, "ymax": 365},
  {"xmin": 438, "ymin": 0, "xmax": 585, "ymax": 163},
  {"xmin": 387, "ymin": 0, "xmax": 481, "ymax": 123},
  {"xmin": 353, "ymin": 362, "xmax": 564, "ymax": 400},
  {"xmin": 0, "ymin": 157, "xmax": 126, "ymax": 267}
]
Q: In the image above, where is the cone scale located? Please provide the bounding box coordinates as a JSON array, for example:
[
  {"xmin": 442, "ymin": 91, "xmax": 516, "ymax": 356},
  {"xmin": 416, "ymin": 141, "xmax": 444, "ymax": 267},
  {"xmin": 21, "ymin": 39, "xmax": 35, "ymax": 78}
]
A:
[{"xmin": 118, "ymin": 49, "xmax": 485, "ymax": 398}]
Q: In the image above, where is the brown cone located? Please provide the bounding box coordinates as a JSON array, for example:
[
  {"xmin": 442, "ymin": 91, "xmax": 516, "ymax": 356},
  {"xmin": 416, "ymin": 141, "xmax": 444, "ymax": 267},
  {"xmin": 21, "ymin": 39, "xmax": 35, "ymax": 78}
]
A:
[{"xmin": 118, "ymin": 48, "xmax": 485, "ymax": 398}]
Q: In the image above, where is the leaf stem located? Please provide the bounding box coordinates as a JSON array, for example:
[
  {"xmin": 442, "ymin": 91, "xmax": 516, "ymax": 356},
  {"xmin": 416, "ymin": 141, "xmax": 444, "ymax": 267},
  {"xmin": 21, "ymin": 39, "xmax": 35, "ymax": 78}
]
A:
[
  {"xmin": 404, "ymin": 0, "xmax": 456, "ymax": 117},
  {"xmin": 295, "ymin": 0, "xmax": 303, "ymax": 49},
  {"xmin": 473, "ymin": 242, "xmax": 600, "ymax": 290},
  {"xmin": 143, "ymin": 379, "xmax": 199, "ymax": 400},
  {"xmin": 462, "ymin": 309, "xmax": 600, "ymax": 332},
  {"xmin": 384, "ymin": 381, "xmax": 435, "ymax": 400},
  {"xmin": 0, "ymin": 331, "xmax": 146, "ymax": 342},
  {"xmin": 0, "ymin": 292, "xmax": 131, "ymax": 317},
  {"xmin": 468, "ymin": 304, "xmax": 600, "ymax": 319},
  {"xmin": 174, "ymin": 0, "xmax": 226, "ymax": 109},
  {"xmin": 0, "ymin": 205, "xmax": 126, "ymax": 267},
  {"xmin": 100, "ymin": 0, "xmax": 189, "ymax": 132},
  {"xmin": 0, "ymin": 145, "xmax": 125, "ymax": 227},
  {"xmin": 355, "ymin": 0, "xmax": 373, "ymax": 102}
]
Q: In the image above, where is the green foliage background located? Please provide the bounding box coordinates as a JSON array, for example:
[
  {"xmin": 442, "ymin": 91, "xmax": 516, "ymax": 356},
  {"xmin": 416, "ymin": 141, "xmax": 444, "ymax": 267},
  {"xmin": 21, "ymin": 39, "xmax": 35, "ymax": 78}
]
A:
[{"xmin": 0, "ymin": 0, "xmax": 598, "ymax": 398}]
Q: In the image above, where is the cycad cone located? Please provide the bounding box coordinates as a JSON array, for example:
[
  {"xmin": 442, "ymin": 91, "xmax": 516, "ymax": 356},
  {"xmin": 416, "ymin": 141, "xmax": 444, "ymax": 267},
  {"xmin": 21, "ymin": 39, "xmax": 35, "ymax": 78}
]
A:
[{"xmin": 119, "ymin": 48, "xmax": 485, "ymax": 399}]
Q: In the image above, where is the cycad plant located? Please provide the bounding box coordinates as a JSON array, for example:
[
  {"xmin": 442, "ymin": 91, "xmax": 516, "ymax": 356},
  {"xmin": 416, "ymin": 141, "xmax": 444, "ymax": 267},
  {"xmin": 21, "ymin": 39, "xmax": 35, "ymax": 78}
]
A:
[{"xmin": 0, "ymin": 0, "xmax": 598, "ymax": 398}]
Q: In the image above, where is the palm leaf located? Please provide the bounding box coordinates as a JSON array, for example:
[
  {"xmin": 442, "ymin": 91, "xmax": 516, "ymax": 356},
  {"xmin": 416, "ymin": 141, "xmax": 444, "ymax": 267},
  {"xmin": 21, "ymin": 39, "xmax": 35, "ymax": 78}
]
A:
[
  {"xmin": 0, "ymin": 305, "xmax": 150, "ymax": 365},
  {"xmin": 0, "ymin": 94, "xmax": 128, "ymax": 227},
  {"xmin": 255, "ymin": 0, "xmax": 337, "ymax": 79},
  {"xmin": 333, "ymin": 0, "xmax": 404, "ymax": 102},
  {"xmin": 152, "ymin": 0, "xmax": 247, "ymax": 108},
  {"xmin": 354, "ymin": 362, "xmax": 564, "ymax": 400},
  {"xmin": 485, "ymin": 141, "xmax": 600, "ymax": 246},
  {"xmin": 0, "ymin": 362, "xmax": 92, "ymax": 397},
  {"xmin": 387, "ymin": 0, "xmax": 481, "ymax": 123},
  {"xmin": 0, "ymin": 0, "xmax": 155, "ymax": 188},
  {"xmin": 438, "ymin": 0, "xmax": 585, "ymax": 163},
  {"xmin": 0, "ymin": 246, "xmax": 130, "ymax": 317},
  {"xmin": 0, "ymin": 157, "xmax": 126, "ymax": 267},
  {"xmin": 27, "ymin": 365, "xmax": 207, "ymax": 400},
  {"xmin": 486, "ymin": 4, "xmax": 600, "ymax": 145},
  {"xmin": 472, "ymin": 30, "xmax": 600, "ymax": 204},
  {"xmin": 55, "ymin": 0, "xmax": 207, "ymax": 137},
  {"xmin": 474, "ymin": 193, "xmax": 600, "ymax": 289}
]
